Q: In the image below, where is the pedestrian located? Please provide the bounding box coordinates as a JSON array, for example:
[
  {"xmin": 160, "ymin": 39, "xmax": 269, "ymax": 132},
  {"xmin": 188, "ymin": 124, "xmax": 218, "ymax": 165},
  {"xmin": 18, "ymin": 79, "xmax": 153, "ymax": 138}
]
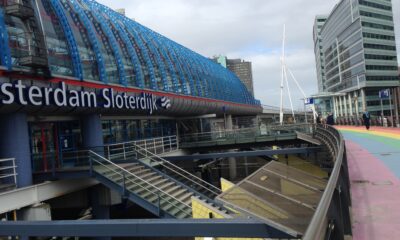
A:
[
  {"xmin": 362, "ymin": 111, "xmax": 371, "ymax": 130},
  {"xmin": 326, "ymin": 113, "xmax": 335, "ymax": 125},
  {"xmin": 316, "ymin": 113, "xmax": 321, "ymax": 124}
]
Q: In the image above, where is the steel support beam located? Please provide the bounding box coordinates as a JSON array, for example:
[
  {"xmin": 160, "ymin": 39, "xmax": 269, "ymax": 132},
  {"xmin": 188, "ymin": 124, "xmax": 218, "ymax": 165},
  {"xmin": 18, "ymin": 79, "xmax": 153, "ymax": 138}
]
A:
[
  {"xmin": 0, "ymin": 178, "xmax": 98, "ymax": 215},
  {"xmin": 0, "ymin": 219, "xmax": 295, "ymax": 238},
  {"xmin": 164, "ymin": 147, "xmax": 321, "ymax": 161}
]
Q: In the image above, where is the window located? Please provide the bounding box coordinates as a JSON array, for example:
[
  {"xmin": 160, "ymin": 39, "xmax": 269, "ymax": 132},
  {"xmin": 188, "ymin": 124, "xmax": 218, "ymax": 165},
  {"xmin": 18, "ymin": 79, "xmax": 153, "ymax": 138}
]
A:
[
  {"xmin": 358, "ymin": 0, "xmax": 392, "ymax": 11},
  {"xmin": 364, "ymin": 43, "xmax": 396, "ymax": 51},
  {"xmin": 366, "ymin": 65, "xmax": 398, "ymax": 71},
  {"xmin": 362, "ymin": 22, "xmax": 394, "ymax": 31},
  {"xmin": 360, "ymin": 10, "xmax": 393, "ymax": 21}
]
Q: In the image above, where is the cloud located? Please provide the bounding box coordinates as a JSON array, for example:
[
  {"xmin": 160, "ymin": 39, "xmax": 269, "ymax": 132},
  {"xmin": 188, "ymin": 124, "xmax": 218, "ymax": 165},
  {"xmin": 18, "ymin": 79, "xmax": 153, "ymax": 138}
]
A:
[{"xmin": 97, "ymin": 0, "xmax": 400, "ymax": 107}]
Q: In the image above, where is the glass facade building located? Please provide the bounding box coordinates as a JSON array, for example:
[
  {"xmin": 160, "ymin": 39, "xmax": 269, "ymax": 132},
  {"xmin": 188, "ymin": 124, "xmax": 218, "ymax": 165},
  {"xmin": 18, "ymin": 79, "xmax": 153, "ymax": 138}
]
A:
[
  {"xmin": 0, "ymin": 0, "xmax": 262, "ymax": 187},
  {"xmin": 0, "ymin": 0, "xmax": 259, "ymax": 106},
  {"xmin": 313, "ymin": 0, "xmax": 399, "ymax": 119}
]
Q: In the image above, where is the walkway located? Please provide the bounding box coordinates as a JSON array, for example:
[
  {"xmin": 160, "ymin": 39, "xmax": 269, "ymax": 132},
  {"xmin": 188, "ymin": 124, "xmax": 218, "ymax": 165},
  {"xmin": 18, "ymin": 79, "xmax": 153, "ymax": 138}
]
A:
[{"xmin": 336, "ymin": 126, "xmax": 400, "ymax": 240}]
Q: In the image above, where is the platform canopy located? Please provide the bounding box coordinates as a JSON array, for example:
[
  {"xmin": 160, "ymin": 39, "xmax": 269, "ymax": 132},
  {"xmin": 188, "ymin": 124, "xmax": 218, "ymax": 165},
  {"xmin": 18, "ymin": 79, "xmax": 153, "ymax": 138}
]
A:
[{"xmin": 217, "ymin": 161, "xmax": 327, "ymax": 237}]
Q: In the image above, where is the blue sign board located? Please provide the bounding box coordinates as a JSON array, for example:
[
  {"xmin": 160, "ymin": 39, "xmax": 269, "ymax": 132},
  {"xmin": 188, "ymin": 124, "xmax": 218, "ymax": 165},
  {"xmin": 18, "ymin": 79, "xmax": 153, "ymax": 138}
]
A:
[
  {"xmin": 304, "ymin": 98, "xmax": 314, "ymax": 105},
  {"xmin": 379, "ymin": 89, "xmax": 390, "ymax": 99}
]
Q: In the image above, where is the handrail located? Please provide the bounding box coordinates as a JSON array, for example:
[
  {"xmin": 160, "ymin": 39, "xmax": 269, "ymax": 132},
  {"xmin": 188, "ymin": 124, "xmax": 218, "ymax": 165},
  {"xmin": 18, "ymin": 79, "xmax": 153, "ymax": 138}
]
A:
[
  {"xmin": 104, "ymin": 135, "xmax": 178, "ymax": 159},
  {"xmin": 179, "ymin": 124, "xmax": 311, "ymax": 142},
  {"xmin": 303, "ymin": 125, "xmax": 346, "ymax": 240},
  {"xmin": 133, "ymin": 144, "xmax": 222, "ymax": 199},
  {"xmin": 0, "ymin": 158, "xmax": 17, "ymax": 187},
  {"xmin": 88, "ymin": 151, "xmax": 191, "ymax": 215}
]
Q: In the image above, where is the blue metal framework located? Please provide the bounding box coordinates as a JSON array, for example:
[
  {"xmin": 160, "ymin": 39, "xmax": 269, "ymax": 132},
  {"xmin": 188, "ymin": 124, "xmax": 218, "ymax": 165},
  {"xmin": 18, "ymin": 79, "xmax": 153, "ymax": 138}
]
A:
[
  {"xmin": 127, "ymin": 21, "xmax": 170, "ymax": 92},
  {"xmin": 0, "ymin": 0, "xmax": 259, "ymax": 105},
  {"xmin": 0, "ymin": 8, "xmax": 11, "ymax": 70},
  {"xmin": 96, "ymin": 4, "xmax": 145, "ymax": 88},
  {"xmin": 49, "ymin": 0, "xmax": 83, "ymax": 80},
  {"xmin": 163, "ymin": 37, "xmax": 197, "ymax": 96},
  {"xmin": 140, "ymin": 27, "xmax": 184, "ymax": 94},
  {"xmin": 120, "ymin": 18, "xmax": 157, "ymax": 90},
  {"xmin": 68, "ymin": 0, "xmax": 107, "ymax": 83},
  {"xmin": 0, "ymin": 219, "xmax": 294, "ymax": 238},
  {"xmin": 83, "ymin": 0, "xmax": 127, "ymax": 85}
]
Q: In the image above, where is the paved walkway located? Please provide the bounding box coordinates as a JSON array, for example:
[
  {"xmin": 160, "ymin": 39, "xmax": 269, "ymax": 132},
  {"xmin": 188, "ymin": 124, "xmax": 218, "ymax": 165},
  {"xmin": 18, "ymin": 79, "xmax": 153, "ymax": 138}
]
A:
[{"xmin": 336, "ymin": 126, "xmax": 400, "ymax": 240}]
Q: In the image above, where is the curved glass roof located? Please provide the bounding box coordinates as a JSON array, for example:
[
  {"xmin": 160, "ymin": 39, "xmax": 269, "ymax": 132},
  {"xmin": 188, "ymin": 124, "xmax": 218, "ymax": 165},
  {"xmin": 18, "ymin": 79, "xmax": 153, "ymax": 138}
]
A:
[{"xmin": 0, "ymin": 0, "xmax": 260, "ymax": 106}]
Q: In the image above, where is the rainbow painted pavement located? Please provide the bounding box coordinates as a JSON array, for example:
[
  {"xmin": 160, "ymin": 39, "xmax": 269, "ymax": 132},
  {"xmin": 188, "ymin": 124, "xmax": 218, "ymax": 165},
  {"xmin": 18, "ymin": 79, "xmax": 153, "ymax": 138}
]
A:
[{"xmin": 335, "ymin": 126, "xmax": 400, "ymax": 240}]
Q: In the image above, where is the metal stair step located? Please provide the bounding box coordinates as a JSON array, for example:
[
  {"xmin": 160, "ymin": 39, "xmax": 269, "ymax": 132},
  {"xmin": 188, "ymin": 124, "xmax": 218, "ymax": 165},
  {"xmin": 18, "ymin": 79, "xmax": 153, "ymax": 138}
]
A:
[
  {"xmin": 163, "ymin": 185, "xmax": 182, "ymax": 195},
  {"xmin": 158, "ymin": 181, "xmax": 175, "ymax": 191},
  {"xmin": 152, "ymin": 178, "xmax": 169, "ymax": 186},
  {"xmin": 170, "ymin": 188, "xmax": 188, "ymax": 199},
  {"xmin": 146, "ymin": 175, "xmax": 163, "ymax": 183},
  {"xmin": 177, "ymin": 192, "xmax": 194, "ymax": 203},
  {"xmin": 140, "ymin": 172, "xmax": 158, "ymax": 180},
  {"xmin": 124, "ymin": 164, "xmax": 143, "ymax": 172}
]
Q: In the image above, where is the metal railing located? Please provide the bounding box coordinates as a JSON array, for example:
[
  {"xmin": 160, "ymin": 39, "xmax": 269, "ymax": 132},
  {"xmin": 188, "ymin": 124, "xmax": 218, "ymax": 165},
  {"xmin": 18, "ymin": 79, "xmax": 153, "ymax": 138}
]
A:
[
  {"xmin": 303, "ymin": 124, "xmax": 351, "ymax": 240},
  {"xmin": 179, "ymin": 124, "xmax": 313, "ymax": 145},
  {"xmin": 133, "ymin": 144, "xmax": 222, "ymax": 200},
  {"xmin": 104, "ymin": 136, "xmax": 178, "ymax": 162},
  {"xmin": 88, "ymin": 150, "xmax": 192, "ymax": 218},
  {"xmin": 0, "ymin": 158, "xmax": 17, "ymax": 187}
]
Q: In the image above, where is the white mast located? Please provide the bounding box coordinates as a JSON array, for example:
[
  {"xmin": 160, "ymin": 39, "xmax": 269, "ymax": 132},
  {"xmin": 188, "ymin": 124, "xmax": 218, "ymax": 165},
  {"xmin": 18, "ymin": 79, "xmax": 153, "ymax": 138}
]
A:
[{"xmin": 279, "ymin": 24, "xmax": 286, "ymax": 125}]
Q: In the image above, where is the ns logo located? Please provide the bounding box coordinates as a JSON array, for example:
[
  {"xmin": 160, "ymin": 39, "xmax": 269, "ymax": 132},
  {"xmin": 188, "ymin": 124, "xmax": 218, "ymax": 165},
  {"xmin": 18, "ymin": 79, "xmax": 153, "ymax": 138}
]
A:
[{"xmin": 158, "ymin": 96, "xmax": 171, "ymax": 110}]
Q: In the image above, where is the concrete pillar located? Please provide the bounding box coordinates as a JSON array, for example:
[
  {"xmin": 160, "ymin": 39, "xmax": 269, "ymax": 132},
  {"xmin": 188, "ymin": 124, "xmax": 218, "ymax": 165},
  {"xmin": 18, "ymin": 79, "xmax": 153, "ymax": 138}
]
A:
[
  {"xmin": 225, "ymin": 114, "xmax": 233, "ymax": 130},
  {"xmin": 81, "ymin": 114, "xmax": 104, "ymax": 151},
  {"xmin": 225, "ymin": 115, "xmax": 237, "ymax": 180},
  {"xmin": 355, "ymin": 92, "xmax": 359, "ymax": 117},
  {"xmin": 0, "ymin": 113, "xmax": 32, "ymax": 187},
  {"xmin": 332, "ymin": 97, "xmax": 338, "ymax": 119},
  {"xmin": 90, "ymin": 186, "xmax": 111, "ymax": 240},
  {"xmin": 339, "ymin": 97, "xmax": 343, "ymax": 117},
  {"xmin": 361, "ymin": 88, "xmax": 366, "ymax": 112},
  {"xmin": 343, "ymin": 95, "xmax": 348, "ymax": 117},
  {"xmin": 348, "ymin": 94, "xmax": 353, "ymax": 117}
]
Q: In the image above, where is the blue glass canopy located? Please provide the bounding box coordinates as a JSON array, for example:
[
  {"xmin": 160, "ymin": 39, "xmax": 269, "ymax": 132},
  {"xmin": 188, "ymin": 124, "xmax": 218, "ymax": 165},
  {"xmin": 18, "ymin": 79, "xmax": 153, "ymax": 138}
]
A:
[{"xmin": 0, "ymin": 0, "xmax": 260, "ymax": 106}]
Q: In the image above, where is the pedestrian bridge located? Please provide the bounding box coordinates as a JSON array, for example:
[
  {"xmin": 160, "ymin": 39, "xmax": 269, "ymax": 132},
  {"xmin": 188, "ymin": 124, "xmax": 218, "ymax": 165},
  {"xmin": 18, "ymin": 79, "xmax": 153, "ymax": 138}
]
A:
[{"xmin": 179, "ymin": 124, "xmax": 318, "ymax": 148}]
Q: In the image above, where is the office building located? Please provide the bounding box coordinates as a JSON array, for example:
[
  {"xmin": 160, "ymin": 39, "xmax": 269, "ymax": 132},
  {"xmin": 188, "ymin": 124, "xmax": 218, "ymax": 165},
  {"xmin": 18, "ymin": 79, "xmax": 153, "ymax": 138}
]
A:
[
  {"xmin": 313, "ymin": 0, "xmax": 400, "ymax": 119},
  {"xmin": 313, "ymin": 15, "xmax": 328, "ymax": 93},
  {"xmin": 213, "ymin": 56, "xmax": 255, "ymax": 96}
]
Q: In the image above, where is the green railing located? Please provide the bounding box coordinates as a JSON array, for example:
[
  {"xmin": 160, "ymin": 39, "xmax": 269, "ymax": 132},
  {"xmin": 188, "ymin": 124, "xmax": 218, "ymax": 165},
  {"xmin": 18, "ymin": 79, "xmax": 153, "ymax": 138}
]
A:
[{"xmin": 179, "ymin": 124, "xmax": 313, "ymax": 148}]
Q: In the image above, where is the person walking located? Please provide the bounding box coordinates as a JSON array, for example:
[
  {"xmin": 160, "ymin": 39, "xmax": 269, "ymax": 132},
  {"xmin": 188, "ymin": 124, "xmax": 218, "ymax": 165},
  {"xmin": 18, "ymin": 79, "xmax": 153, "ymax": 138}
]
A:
[
  {"xmin": 326, "ymin": 113, "xmax": 335, "ymax": 126},
  {"xmin": 362, "ymin": 111, "xmax": 371, "ymax": 130}
]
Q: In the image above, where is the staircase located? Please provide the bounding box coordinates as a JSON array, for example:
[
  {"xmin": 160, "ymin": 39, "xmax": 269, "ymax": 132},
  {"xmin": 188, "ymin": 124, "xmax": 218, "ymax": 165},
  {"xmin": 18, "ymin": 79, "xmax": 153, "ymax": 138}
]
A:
[
  {"xmin": 89, "ymin": 151, "xmax": 228, "ymax": 219},
  {"xmin": 0, "ymin": 158, "xmax": 17, "ymax": 193}
]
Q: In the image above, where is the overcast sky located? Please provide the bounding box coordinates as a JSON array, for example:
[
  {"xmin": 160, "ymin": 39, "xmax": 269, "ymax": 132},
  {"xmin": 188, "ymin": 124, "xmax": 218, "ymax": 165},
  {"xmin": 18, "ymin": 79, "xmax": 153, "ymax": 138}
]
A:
[{"xmin": 97, "ymin": 0, "xmax": 400, "ymax": 109}]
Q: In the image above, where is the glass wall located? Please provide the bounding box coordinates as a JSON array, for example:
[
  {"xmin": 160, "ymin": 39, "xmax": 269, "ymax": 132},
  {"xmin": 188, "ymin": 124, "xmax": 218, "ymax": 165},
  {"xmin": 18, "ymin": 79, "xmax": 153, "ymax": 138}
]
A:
[
  {"xmin": 38, "ymin": 0, "xmax": 74, "ymax": 76},
  {"xmin": 102, "ymin": 119, "xmax": 177, "ymax": 144},
  {"xmin": 60, "ymin": 0, "xmax": 99, "ymax": 81}
]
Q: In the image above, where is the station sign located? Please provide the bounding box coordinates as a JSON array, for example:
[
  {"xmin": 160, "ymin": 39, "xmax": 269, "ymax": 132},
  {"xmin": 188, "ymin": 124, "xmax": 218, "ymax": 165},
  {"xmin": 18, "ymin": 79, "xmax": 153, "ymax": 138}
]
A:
[
  {"xmin": 304, "ymin": 98, "xmax": 314, "ymax": 105},
  {"xmin": 379, "ymin": 89, "xmax": 390, "ymax": 99},
  {"xmin": 0, "ymin": 80, "xmax": 171, "ymax": 114}
]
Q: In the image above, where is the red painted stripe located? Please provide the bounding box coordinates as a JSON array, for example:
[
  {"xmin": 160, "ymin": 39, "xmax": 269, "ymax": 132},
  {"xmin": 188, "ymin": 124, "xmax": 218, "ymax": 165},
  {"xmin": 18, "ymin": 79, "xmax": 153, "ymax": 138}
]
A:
[{"xmin": 0, "ymin": 70, "xmax": 261, "ymax": 109}]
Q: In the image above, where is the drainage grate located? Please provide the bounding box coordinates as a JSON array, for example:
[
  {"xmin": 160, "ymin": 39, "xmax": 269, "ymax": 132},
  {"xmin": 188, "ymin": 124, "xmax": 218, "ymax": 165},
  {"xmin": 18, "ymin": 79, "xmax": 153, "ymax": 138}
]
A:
[
  {"xmin": 352, "ymin": 180, "xmax": 370, "ymax": 184},
  {"xmin": 380, "ymin": 153, "xmax": 392, "ymax": 156}
]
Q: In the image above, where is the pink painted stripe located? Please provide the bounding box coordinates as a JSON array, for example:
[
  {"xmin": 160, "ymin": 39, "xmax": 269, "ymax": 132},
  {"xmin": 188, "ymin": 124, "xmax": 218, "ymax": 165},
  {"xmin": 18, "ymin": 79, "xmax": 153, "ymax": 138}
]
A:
[
  {"xmin": 338, "ymin": 126, "xmax": 400, "ymax": 134},
  {"xmin": 346, "ymin": 140, "xmax": 400, "ymax": 240}
]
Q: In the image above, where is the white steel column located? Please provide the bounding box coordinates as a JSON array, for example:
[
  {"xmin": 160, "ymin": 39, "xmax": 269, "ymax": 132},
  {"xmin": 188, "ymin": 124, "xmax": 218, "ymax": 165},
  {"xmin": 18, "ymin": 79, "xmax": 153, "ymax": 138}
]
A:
[
  {"xmin": 339, "ymin": 96, "xmax": 343, "ymax": 117},
  {"xmin": 343, "ymin": 95, "xmax": 348, "ymax": 117},
  {"xmin": 348, "ymin": 93, "xmax": 353, "ymax": 116},
  {"xmin": 361, "ymin": 88, "xmax": 366, "ymax": 112},
  {"xmin": 354, "ymin": 92, "xmax": 359, "ymax": 117},
  {"xmin": 332, "ymin": 96, "xmax": 338, "ymax": 118}
]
